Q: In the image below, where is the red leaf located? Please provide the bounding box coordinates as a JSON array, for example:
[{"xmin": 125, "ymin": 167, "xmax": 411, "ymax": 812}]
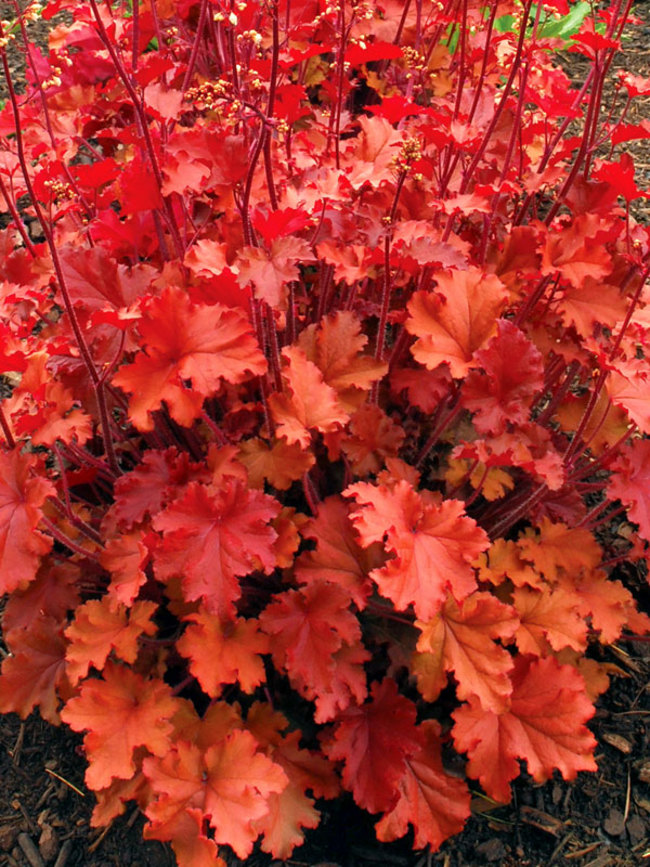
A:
[
  {"xmin": 0, "ymin": 616, "xmax": 68, "ymax": 724},
  {"xmin": 0, "ymin": 449, "xmax": 54, "ymax": 593},
  {"xmin": 375, "ymin": 720, "xmax": 471, "ymax": 850},
  {"xmin": 390, "ymin": 364, "xmax": 453, "ymax": 414},
  {"xmin": 251, "ymin": 206, "xmax": 311, "ymax": 245},
  {"xmin": 1, "ymin": 559, "xmax": 79, "ymax": 643},
  {"xmin": 369, "ymin": 95, "xmax": 423, "ymax": 124},
  {"xmin": 608, "ymin": 439, "xmax": 650, "ymax": 543},
  {"xmin": 260, "ymin": 582, "xmax": 369, "ymax": 721},
  {"xmin": 111, "ymin": 447, "xmax": 202, "ymax": 529},
  {"xmin": 324, "ymin": 679, "xmax": 423, "ymax": 814},
  {"xmin": 152, "ymin": 477, "xmax": 280, "ymax": 617},
  {"xmin": 593, "ymin": 154, "xmax": 646, "ymax": 202},
  {"xmin": 118, "ymin": 153, "xmax": 163, "ymax": 213},
  {"xmin": 344, "ymin": 41, "xmax": 403, "ymax": 66},
  {"xmin": 460, "ymin": 320, "xmax": 545, "ymax": 435}
]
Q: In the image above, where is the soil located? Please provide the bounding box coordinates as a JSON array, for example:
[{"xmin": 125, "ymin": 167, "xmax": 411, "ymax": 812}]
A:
[{"xmin": 1, "ymin": 4, "xmax": 650, "ymax": 867}]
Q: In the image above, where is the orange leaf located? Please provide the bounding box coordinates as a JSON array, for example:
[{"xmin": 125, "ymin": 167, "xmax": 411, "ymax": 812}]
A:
[
  {"xmin": 316, "ymin": 241, "xmax": 373, "ymax": 284},
  {"xmin": 143, "ymin": 731, "xmax": 288, "ymax": 859},
  {"xmin": 517, "ymin": 518, "xmax": 602, "ymax": 582},
  {"xmin": 452, "ymin": 656, "xmax": 597, "ymax": 803},
  {"xmin": 64, "ymin": 598, "xmax": 158, "ymax": 685},
  {"xmin": 0, "ymin": 616, "xmax": 68, "ymax": 724},
  {"xmin": 61, "ymin": 663, "xmax": 180, "ymax": 790},
  {"xmin": 294, "ymin": 494, "xmax": 380, "ymax": 608},
  {"xmin": 375, "ymin": 720, "xmax": 471, "ymax": 850},
  {"xmin": 512, "ymin": 586, "xmax": 587, "ymax": 655},
  {"xmin": 606, "ymin": 367, "xmax": 650, "ymax": 433},
  {"xmin": 406, "ymin": 268, "xmax": 508, "ymax": 377},
  {"xmin": 236, "ymin": 236, "xmax": 315, "ymax": 310},
  {"xmin": 237, "ymin": 436, "xmax": 315, "ymax": 490},
  {"xmin": 347, "ymin": 480, "xmax": 488, "ymax": 620},
  {"xmin": 557, "ymin": 569, "xmax": 633, "ymax": 644},
  {"xmin": 304, "ymin": 641, "xmax": 370, "ymax": 724},
  {"xmin": 99, "ymin": 529, "xmax": 149, "ymax": 606},
  {"xmin": 541, "ymin": 214, "xmax": 614, "ymax": 288},
  {"xmin": 172, "ymin": 700, "xmax": 244, "ymax": 754},
  {"xmin": 91, "ymin": 773, "xmax": 151, "ymax": 829},
  {"xmin": 113, "ymin": 286, "xmax": 266, "ymax": 431},
  {"xmin": 247, "ymin": 702, "xmax": 339, "ymax": 858},
  {"xmin": 413, "ymin": 592, "xmax": 518, "ymax": 712},
  {"xmin": 609, "ymin": 439, "xmax": 650, "ymax": 543},
  {"xmin": 268, "ymin": 345, "xmax": 349, "ymax": 446},
  {"xmin": 555, "ymin": 390, "xmax": 630, "ymax": 455},
  {"xmin": 556, "ymin": 277, "xmax": 627, "ymax": 338},
  {"xmin": 453, "ymin": 424, "xmax": 566, "ymax": 490},
  {"xmin": 272, "ymin": 507, "xmax": 305, "ymax": 568},
  {"xmin": 15, "ymin": 380, "xmax": 93, "ymax": 447},
  {"xmin": 340, "ymin": 404, "xmax": 405, "ymax": 476},
  {"xmin": 476, "ymin": 538, "xmax": 542, "ymax": 589},
  {"xmin": 145, "ymin": 807, "xmax": 225, "ymax": 867},
  {"xmin": 177, "ymin": 613, "xmax": 269, "ymax": 697},
  {"xmin": 0, "ymin": 449, "xmax": 54, "ymax": 593},
  {"xmin": 298, "ymin": 311, "xmax": 388, "ymax": 411}
]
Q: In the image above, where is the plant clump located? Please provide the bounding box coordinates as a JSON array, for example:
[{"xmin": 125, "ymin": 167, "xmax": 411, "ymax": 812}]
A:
[{"xmin": 1, "ymin": 0, "xmax": 650, "ymax": 864}]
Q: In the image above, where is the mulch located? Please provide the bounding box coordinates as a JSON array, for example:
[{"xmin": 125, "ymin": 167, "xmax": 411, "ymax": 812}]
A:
[{"xmin": 1, "ymin": 3, "xmax": 650, "ymax": 866}]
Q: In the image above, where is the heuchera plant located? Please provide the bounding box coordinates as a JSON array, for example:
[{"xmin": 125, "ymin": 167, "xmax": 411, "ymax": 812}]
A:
[{"xmin": 1, "ymin": 0, "xmax": 650, "ymax": 862}]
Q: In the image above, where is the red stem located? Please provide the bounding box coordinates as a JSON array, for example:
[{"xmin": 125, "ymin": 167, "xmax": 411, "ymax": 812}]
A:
[
  {"xmin": 40, "ymin": 515, "xmax": 103, "ymax": 561},
  {"xmin": 182, "ymin": 0, "xmax": 209, "ymax": 91},
  {"xmin": 0, "ymin": 31, "xmax": 121, "ymax": 475},
  {"xmin": 87, "ymin": 0, "xmax": 184, "ymax": 260}
]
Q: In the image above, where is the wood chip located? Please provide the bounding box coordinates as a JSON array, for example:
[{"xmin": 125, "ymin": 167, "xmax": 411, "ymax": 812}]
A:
[
  {"xmin": 520, "ymin": 805, "xmax": 565, "ymax": 837},
  {"xmin": 53, "ymin": 839, "xmax": 73, "ymax": 867},
  {"xmin": 38, "ymin": 822, "xmax": 59, "ymax": 863},
  {"xmin": 603, "ymin": 808, "xmax": 626, "ymax": 837},
  {"xmin": 17, "ymin": 833, "xmax": 45, "ymax": 867},
  {"xmin": 638, "ymin": 761, "xmax": 650, "ymax": 784},
  {"xmin": 601, "ymin": 732, "xmax": 633, "ymax": 754}
]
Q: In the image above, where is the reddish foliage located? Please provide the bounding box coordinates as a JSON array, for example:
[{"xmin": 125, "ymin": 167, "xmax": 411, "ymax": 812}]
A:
[{"xmin": 0, "ymin": 0, "xmax": 649, "ymax": 862}]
